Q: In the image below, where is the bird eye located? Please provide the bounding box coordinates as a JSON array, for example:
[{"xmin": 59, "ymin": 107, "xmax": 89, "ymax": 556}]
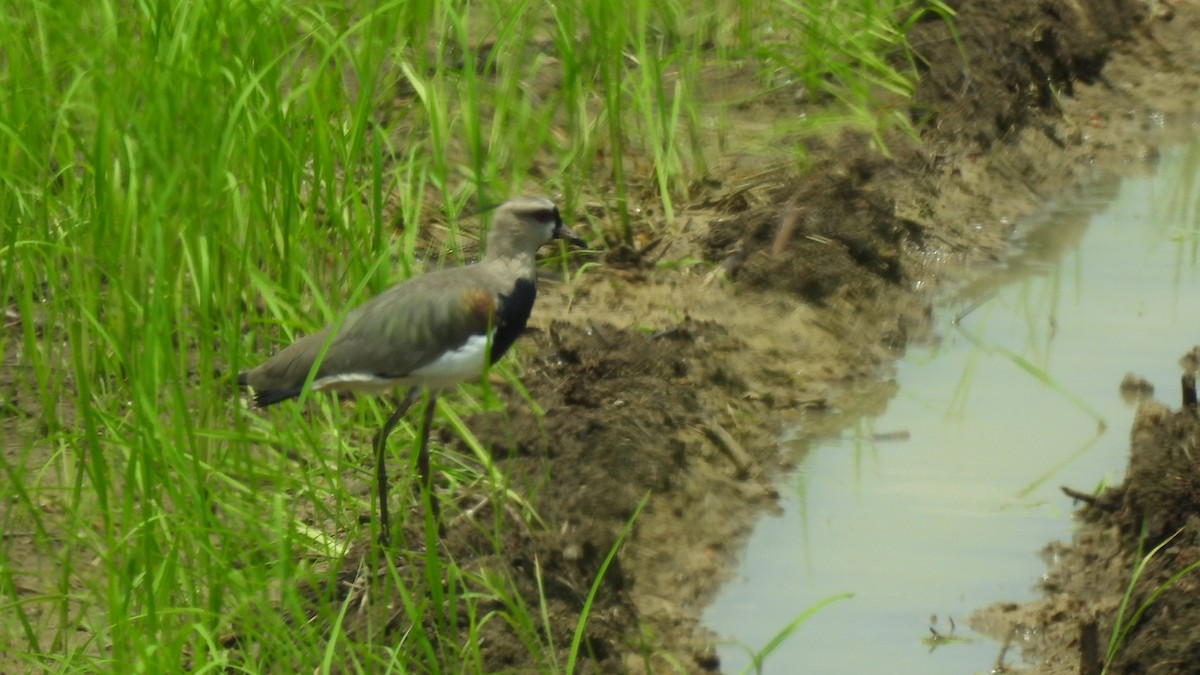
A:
[{"xmin": 530, "ymin": 207, "xmax": 557, "ymax": 224}]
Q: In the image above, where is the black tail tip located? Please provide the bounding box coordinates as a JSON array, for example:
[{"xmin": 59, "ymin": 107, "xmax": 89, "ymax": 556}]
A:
[
  {"xmin": 253, "ymin": 388, "xmax": 303, "ymax": 408},
  {"xmin": 235, "ymin": 370, "xmax": 300, "ymax": 407}
]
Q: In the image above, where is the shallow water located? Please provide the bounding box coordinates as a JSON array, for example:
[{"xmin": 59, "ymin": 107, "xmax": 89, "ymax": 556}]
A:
[{"xmin": 704, "ymin": 140, "xmax": 1200, "ymax": 674}]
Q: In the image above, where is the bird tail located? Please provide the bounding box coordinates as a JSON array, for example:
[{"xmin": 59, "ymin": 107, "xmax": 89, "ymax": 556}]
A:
[
  {"xmin": 236, "ymin": 371, "xmax": 302, "ymax": 408},
  {"xmin": 251, "ymin": 388, "xmax": 304, "ymax": 407}
]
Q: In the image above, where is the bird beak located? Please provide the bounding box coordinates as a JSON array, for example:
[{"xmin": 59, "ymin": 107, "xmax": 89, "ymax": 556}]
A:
[{"xmin": 554, "ymin": 223, "xmax": 588, "ymax": 248}]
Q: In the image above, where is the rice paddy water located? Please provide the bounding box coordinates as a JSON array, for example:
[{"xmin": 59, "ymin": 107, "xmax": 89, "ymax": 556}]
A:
[{"xmin": 704, "ymin": 138, "xmax": 1200, "ymax": 673}]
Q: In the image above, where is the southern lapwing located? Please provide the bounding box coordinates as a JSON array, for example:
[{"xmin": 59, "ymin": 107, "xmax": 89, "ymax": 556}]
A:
[{"xmin": 237, "ymin": 196, "xmax": 585, "ymax": 545}]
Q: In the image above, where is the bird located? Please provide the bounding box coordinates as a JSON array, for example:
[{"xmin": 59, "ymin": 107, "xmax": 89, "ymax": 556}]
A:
[{"xmin": 237, "ymin": 196, "xmax": 585, "ymax": 545}]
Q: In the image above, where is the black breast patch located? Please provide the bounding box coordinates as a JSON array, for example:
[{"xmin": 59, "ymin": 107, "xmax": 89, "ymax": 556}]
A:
[{"xmin": 490, "ymin": 277, "xmax": 537, "ymax": 364}]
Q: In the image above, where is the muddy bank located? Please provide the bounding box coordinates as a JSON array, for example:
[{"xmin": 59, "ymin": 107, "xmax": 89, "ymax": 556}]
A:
[{"xmin": 423, "ymin": 0, "xmax": 1200, "ymax": 671}]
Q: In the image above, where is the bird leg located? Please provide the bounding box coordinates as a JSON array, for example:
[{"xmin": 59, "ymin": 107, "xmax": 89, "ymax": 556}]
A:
[
  {"xmin": 374, "ymin": 386, "xmax": 421, "ymax": 546},
  {"xmin": 415, "ymin": 390, "xmax": 442, "ymax": 534}
]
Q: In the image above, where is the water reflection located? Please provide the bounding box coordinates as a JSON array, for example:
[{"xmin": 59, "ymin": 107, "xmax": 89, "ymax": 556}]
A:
[{"xmin": 705, "ymin": 140, "xmax": 1200, "ymax": 674}]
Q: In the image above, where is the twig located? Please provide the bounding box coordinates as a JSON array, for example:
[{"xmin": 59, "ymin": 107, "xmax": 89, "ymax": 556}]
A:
[
  {"xmin": 704, "ymin": 416, "xmax": 755, "ymax": 478},
  {"xmin": 1080, "ymin": 620, "xmax": 1100, "ymax": 675},
  {"xmin": 953, "ymin": 291, "xmax": 996, "ymax": 325},
  {"xmin": 1061, "ymin": 485, "xmax": 1099, "ymax": 506},
  {"xmin": 992, "ymin": 622, "xmax": 1015, "ymax": 673},
  {"xmin": 586, "ymin": 319, "xmax": 611, "ymax": 346},
  {"xmin": 772, "ymin": 204, "xmax": 804, "ymax": 257}
]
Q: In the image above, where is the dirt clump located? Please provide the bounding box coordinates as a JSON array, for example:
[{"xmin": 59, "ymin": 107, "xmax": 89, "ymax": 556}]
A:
[
  {"xmin": 450, "ymin": 319, "xmax": 797, "ymax": 670},
  {"xmin": 703, "ymin": 146, "xmax": 908, "ymax": 305},
  {"xmin": 909, "ymin": 0, "xmax": 1146, "ymax": 149},
  {"xmin": 1107, "ymin": 380, "xmax": 1200, "ymax": 672}
]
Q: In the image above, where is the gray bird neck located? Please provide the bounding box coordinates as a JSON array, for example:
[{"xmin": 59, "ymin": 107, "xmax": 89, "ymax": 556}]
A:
[
  {"xmin": 482, "ymin": 215, "xmax": 549, "ymax": 275},
  {"xmin": 487, "ymin": 243, "xmax": 535, "ymax": 257},
  {"xmin": 481, "ymin": 248, "xmax": 539, "ymax": 285}
]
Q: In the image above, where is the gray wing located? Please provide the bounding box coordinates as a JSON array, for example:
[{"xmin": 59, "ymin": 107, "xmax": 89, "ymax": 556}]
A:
[{"xmin": 239, "ymin": 267, "xmax": 499, "ymax": 405}]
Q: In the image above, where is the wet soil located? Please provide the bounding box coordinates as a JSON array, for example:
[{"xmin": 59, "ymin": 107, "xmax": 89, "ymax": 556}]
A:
[{"xmin": 7, "ymin": 0, "xmax": 1200, "ymax": 672}]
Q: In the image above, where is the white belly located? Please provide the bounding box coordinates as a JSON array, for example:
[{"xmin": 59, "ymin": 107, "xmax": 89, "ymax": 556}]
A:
[
  {"xmin": 311, "ymin": 333, "xmax": 491, "ymax": 394},
  {"xmin": 406, "ymin": 333, "xmax": 490, "ymax": 386}
]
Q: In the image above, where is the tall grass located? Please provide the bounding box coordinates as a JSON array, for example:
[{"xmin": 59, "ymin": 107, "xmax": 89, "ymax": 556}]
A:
[
  {"xmin": 0, "ymin": 0, "xmax": 949, "ymax": 671},
  {"xmin": 753, "ymin": 0, "xmax": 956, "ymax": 153}
]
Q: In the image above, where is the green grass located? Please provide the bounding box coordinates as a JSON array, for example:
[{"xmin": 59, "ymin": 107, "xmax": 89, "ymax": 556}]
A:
[
  {"xmin": 0, "ymin": 0, "xmax": 950, "ymax": 671},
  {"xmin": 1102, "ymin": 525, "xmax": 1200, "ymax": 674},
  {"xmin": 734, "ymin": 592, "xmax": 855, "ymax": 674}
]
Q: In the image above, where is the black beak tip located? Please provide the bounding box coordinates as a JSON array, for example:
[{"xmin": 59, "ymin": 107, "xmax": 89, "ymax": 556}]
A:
[{"xmin": 556, "ymin": 226, "xmax": 588, "ymax": 249}]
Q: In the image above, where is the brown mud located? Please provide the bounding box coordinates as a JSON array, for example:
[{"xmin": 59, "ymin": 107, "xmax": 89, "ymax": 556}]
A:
[{"xmin": 430, "ymin": 0, "xmax": 1200, "ymax": 671}]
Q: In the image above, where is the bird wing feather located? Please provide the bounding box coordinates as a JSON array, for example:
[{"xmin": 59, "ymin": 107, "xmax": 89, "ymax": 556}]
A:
[{"xmin": 242, "ymin": 266, "xmax": 500, "ymax": 395}]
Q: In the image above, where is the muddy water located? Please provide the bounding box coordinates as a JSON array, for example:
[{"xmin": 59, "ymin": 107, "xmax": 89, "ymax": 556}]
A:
[{"xmin": 704, "ymin": 140, "xmax": 1200, "ymax": 673}]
